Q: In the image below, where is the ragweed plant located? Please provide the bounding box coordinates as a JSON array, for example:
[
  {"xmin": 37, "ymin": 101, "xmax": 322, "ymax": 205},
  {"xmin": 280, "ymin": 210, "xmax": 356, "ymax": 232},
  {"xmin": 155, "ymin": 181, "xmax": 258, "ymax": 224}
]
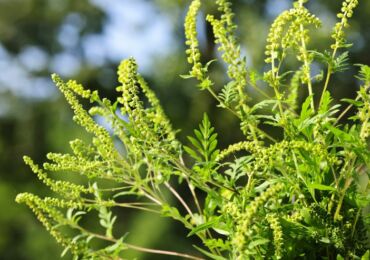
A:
[{"xmin": 17, "ymin": 0, "xmax": 370, "ymax": 259}]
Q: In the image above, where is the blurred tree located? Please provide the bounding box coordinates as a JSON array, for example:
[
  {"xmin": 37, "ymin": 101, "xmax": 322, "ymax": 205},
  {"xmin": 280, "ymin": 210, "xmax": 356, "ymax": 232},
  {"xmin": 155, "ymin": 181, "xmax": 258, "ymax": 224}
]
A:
[{"xmin": 0, "ymin": 1, "xmax": 106, "ymax": 259}]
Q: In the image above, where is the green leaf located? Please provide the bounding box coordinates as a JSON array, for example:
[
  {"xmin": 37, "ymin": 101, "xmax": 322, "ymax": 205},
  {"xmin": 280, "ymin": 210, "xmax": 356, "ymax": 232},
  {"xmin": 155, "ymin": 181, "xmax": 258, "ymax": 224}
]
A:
[
  {"xmin": 318, "ymin": 91, "xmax": 332, "ymax": 114},
  {"xmin": 180, "ymin": 74, "xmax": 194, "ymax": 79},
  {"xmin": 209, "ymin": 132, "xmax": 217, "ymax": 142},
  {"xmin": 320, "ymin": 237, "xmax": 330, "ymax": 243},
  {"xmin": 162, "ymin": 204, "xmax": 192, "ymax": 229},
  {"xmin": 212, "ymin": 227, "xmax": 230, "ymax": 236},
  {"xmin": 105, "ymin": 237, "xmax": 126, "ymax": 253},
  {"xmin": 300, "ymin": 95, "xmax": 313, "ymax": 121},
  {"xmin": 355, "ymin": 64, "xmax": 370, "ymax": 84},
  {"xmin": 188, "ymin": 136, "xmax": 202, "ymax": 151},
  {"xmin": 341, "ymin": 98, "xmax": 363, "ymax": 107},
  {"xmin": 332, "ymin": 51, "xmax": 349, "ymax": 73},
  {"xmin": 185, "ymin": 113, "xmax": 219, "ymax": 166},
  {"xmin": 312, "ymin": 50, "xmax": 335, "ymax": 70},
  {"xmin": 248, "ymin": 238, "xmax": 270, "ymax": 249},
  {"xmin": 209, "ymin": 139, "xmax": 218, "ymax": 153},
  {"xmin": 188, "ymin": 218, "xmax": 219, "ymax": 237},
  {"xmin": 184, "ymin": 145, "xmax": 202, "ymax": 161},
  {"xmin": 219, "ymin": 81, "xmax": 238, "ymax": 106},
  {"xmin": 193, "ymin": 245, "xmax": 227, "ymax": 260},
  {"xmin": 111, "ymin": 100, "xmax": 118, "ymax": 111},
  {"xmin": 361, "ymin": 250, "xmax": 370, "ymax": 260},
  {"xmin": 204, "ymin": 59, "xmax": 217, "ymax": 71},
  {"xmin": 326, "ymin": 124, "xmax": 353, "ymax": 142},
  {"xmin": 250, "ymin": 99, "xmax": 276, "ymax": 113},
  {"xmin": 113, "ymin": 191, "xmax": 138, "ymax": 198},
  {"xmin": 307, "ymin": 183, "xmax": 336, "ymax": 191}
]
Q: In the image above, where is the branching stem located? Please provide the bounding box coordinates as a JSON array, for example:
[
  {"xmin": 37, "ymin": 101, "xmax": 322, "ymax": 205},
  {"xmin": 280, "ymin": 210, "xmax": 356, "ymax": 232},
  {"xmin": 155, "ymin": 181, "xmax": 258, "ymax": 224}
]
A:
[
  {"xmin": 165, "ymin": 181, "xmax": 194, "ymax": 218},
  {"xmin": 75, "ymin": 226, "xmax": 204, "ymax": 260}
]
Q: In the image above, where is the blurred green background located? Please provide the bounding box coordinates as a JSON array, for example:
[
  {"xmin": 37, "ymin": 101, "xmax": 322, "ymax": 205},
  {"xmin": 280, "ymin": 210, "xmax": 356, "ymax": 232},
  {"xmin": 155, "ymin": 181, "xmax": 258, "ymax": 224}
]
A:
[{"xmin": 0, "ymin": 0, "xmax": 369, "ymax": 259}]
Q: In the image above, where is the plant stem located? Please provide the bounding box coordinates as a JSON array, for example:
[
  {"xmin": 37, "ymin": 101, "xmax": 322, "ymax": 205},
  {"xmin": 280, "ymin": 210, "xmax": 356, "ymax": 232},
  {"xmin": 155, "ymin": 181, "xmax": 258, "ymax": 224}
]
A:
[
  {"xmin": 83, "ymin": 199, "xmax": 161, "ymax": 214},
  {"xmin": 351, "ymin": 208, "xmax": 362, "ymax": 238},
  {"xmin": 208, "ymin": 83, "xmax": 276, "ymax": 143},
  {"xmin": 334, "ymin": 177, "xmax": 353, "ymax": 222},
  {"xmin": 299, "ymin": 24, "xmax": 315, "ymax": 112},
  {"xmin": 140, "ymin": 188, "xmax": 163, "ymax": 206},
  {"xmin": 76, "ymin": 226, "xmax": 205, "ymax": 260},
  {"xmin": 320, "ymin": 65, "xmax": 332, "ymax": 108},
  {"xmin": 125, "ymin": 242, "xmax": 205, "ymax": 260},
  {"xmin": 319, "ymin": 2, "xmax": 353, "ymax": 109},
  {"xmin": 165, "ymin": 181, "xmax": 194, "ymax": 218},
  {"xmin": 334, "ymin": 94, "xmax": 363, "ymax": 125},
  {"xmin": 270, "ymin": 51, "xmax": 285, "ymax": 118},
  {"xmin": 115, "ymin": 203, "xmax": 161, "ymax": 214},
  {"xmin": 207, "ymin": 87, "xmax": 238, "ymax": 117},
  {"xmin": 179, "ymin": 155, "xmax": 203, "ymax": 215}
]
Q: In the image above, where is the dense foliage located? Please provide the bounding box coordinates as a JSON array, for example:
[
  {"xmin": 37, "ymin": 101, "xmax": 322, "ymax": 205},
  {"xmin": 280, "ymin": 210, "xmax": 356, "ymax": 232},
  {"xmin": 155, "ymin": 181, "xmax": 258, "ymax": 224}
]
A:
[{"xmin": 17, "ymin": 0, "xmax": 369, "ymax": 259}]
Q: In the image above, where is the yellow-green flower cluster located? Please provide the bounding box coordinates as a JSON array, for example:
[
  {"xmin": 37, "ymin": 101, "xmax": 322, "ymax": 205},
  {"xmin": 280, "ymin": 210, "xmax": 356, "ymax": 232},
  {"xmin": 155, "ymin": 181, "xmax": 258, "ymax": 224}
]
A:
[
  {"xmin": 117, "ymin": 58, "xmax": 143, "ymax": 120},
  {"xmin": 287, "ymin": 69, "xmax": 302, "ymax": 110},
  {"xmin": 117, "ymin": 58, "xmax": 179, "ymax": 158},
  {"xmin": 117, "ymin": 58, "xmax": 155, "ymax": 150},
  {"xmin": 16, "ymin": 193, "xmax": 63, "ymax": 230},
  {"xmin": 43, "ymin": 152, "xmax": 109, "ymax": 180},
  {"xmin": 15, "ymin": 193, "xmax": 84, "ymax": 254},
  {"xmin": 69, "ymin": 138, "xmax": 96, "ymax": 159},
  {"xmin": 233, "ymin": 183, "xmax": 285, "ymax": 251},
  {"xmin": 265, "ymin": 2, "xmax": 320, "ymax": 66},
  {"xmin": 206, "ymin": 0, "xmax": 261, "ymax": 141},
  {"xmin": 285, "ymin": 210, "xmax": 304, "ymax": 222},
  {"xmin": 331, "ymin": 0, "xmax": 359, "ymax": 50},
  {"xmin": 222, "ymin": 201, "xmax": 240, "ymax": 219},
  {"xmin": 266, "ymin": 213, "xmax": 284, "ymax": 259},
  {"xmin": 358, "ymin": 86, "xmax": 370, "ymax": 140},
  {"xmin": 207, "ymin": 15, "xmax": 246, "ymax": 86},
  {"xmin": 265, "ymin": 0, "xmax": 320, "ymax": 94},
  {"xmin": 16, "ymin": 193, "xmax": 82, "ymax": 209},
  {"xmin": 184, "ymin": 0, "xmax": 203, "ymax": 80},
  {"xmin": 66, "ymin": 79, "xmax": 92, "ymax": 99},
  {"xmin": 264, "ymin": 2, "xmax": 322, "ymax": 89},
  {"xmin": 252, "ymin": 140, "xmax": 327, "ymax": 171},
  {"xmin": 265, "ymin": 10, "xmax": 291, "ymax": 65},
  {"xmin": 52, "ymin": 74, "xmax": 118, "ymax": 162},
  {"xmin": 207, "ymin": 0, "xmax": 248, "ymax": 106},
  {"xmin": 137, "ymin": 75, "xmax": 176, "ymax": 142},
  {"xmin": 216, "ymin": 0, "xmax": 234, "ymax": 28},
  {"xmin": 23, "ymin": 156, "xmax": 91, "ymax": 199},
  {"xmin": 217, "ymin": 141, "xmax": 258, "ymax": 161}
]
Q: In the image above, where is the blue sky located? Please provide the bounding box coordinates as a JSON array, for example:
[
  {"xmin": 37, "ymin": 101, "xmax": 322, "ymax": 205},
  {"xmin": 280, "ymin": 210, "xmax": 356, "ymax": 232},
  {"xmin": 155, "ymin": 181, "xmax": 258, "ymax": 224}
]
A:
[{"xmin": 0, "ymin": 0, "xmax": 176, "ymax": 100}]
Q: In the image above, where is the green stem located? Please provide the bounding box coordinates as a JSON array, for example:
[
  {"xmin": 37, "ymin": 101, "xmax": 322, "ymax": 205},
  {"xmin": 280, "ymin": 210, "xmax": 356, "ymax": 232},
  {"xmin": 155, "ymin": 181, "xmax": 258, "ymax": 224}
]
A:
[
  {"xmin": 334, "ymin": 93, "xmax": 364, "ymax": 125},
  {"xmin": 299, "ymin": 23, "xmax": 315, "ymax": 112},
  {"xmin": 351, "ymin": 208, "xmax": 362, "ymax": 238},
  {"xmin": 207, "ymin": 87, "xmax": 276, "ymax": 143},
  {"xmin": 319, "ymin": 65, "xmax": 333, "ymax": 108},
  {"xmin": 319, "ymin": 1, "xmax": 353, "ymax": 109},
  {"xmin": 165, "ymin": 181, "xmax": 194, "ymax": 218},
  {"xmin": 83, "ymin": 199, "xmax": 161, "ymax": 214},
  {"xmin": 75, "ymin": 226, "xmax": 205, "ymax": 260},
  {"xmin": 272, "ymin": 85, "xmax": 285, "ymax": 117},
  {"xmin": 269, "ymin": 49, "xmax": 289, "ymax": 129},
  {"xmin": 334, "ymin": 175, "xmax": 353, "ymax": 222}
]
